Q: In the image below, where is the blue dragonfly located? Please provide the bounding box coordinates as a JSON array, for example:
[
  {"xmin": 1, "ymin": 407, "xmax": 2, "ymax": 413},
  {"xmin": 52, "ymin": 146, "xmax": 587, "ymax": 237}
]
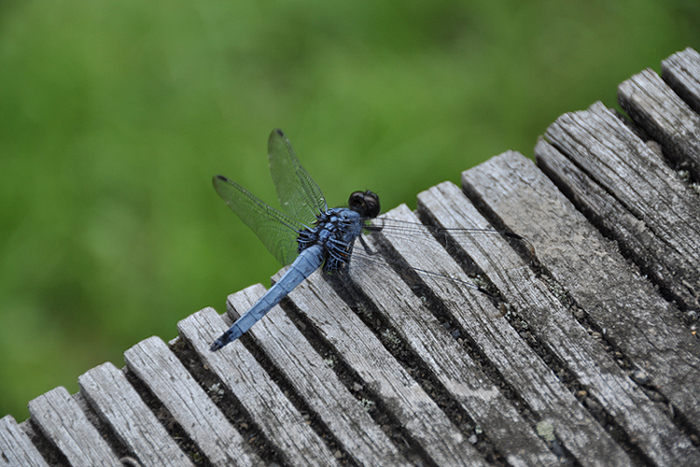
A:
[
  {"xmin": 210, "ymin": 129, "xmax": 531, "ymax": 351},
  {"xmin": 210, "ymin": 129, "xmax": 381, "ymax": 351}
]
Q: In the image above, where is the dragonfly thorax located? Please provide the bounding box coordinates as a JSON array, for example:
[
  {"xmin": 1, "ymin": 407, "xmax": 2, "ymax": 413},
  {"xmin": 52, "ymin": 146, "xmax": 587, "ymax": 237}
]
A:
[
  {"xmin": 294, "ymin": 191, "xmax": 380, "ymax": 273},
  {"xmin": 296, "ymin": 207, "xmax": 367, "ymax": 272}
]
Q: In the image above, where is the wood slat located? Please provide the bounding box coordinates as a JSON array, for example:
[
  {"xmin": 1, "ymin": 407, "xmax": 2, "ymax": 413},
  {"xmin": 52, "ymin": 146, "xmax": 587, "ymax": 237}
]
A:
[
  {"xmin": 28, "ymin": 386, "xmax": 123, "ymax": 467},
  {"xmin": 225, "ymin": 284, "xmax": 414, "ymax": 467},
  {"xmin": 418, "ymin": 180, "xmax": 700, "ymax": 467},
  {"xmin": 285, "ymin": 272, "xmax": 488, "ymax": 467},
  {"xmin": 461, "ymin": 150, "xmax": 700, "ymax": 438},
  {"xmin": 542, "ymin": 102, "xmax": 700, "ymax": 311},
  {"xmin": 535, "ymin": 137, "xmax": 698, "ymax": 311},
  {"xmin": 662, "ymin": 47, "xmax": 700, "ymax": 112},
  {"xmin": 618, "ymin": 67, "xmax": 700, "ymax": 179},
  {"xmin": 381, "ymin": 194, "xmax": 632, "ymax": 467},
  {"xmin": 176, "ymin": 307, "xmax": 341, "ymax": 467},
  {"xmin": 346, "ymin": 207, "xmax": 561, "ymax": 467},
  {"xmin": 123, "ymin": 336, "xmax": 263, "ymax": 467},
  {"xmin": 0, "ymin": 415, "xmax": 50, "ymax": 467},
  {"xmin": 78, "ymin": 362, "xmax": 194, "ymax": 467},
  {"xmin": 546, "ymin": 102, "xmax": 700, "ymax": 257},
  {"xmin": 8, "ymin": 45, "xmax": 700, "ymax": 467}
]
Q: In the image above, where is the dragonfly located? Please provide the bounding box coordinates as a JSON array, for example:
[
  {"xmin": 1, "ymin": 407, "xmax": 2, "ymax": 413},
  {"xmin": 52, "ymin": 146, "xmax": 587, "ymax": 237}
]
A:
[{"xmin": 210, "ymin": 129, "xmax": 531, "ymax": 351}]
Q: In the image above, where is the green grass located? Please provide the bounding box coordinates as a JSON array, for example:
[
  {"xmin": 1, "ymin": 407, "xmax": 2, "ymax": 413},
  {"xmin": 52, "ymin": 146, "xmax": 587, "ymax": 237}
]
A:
[{"xmin": 1, "ymin": 0, "xmax": 698, "ymax": 421}]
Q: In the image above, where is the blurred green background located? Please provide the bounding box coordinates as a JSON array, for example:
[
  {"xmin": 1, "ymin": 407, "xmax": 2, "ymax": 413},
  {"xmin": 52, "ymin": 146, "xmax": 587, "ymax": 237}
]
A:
[{"xmin": 1, "ymin": 0, "xmax": 698, "ymax": 421}]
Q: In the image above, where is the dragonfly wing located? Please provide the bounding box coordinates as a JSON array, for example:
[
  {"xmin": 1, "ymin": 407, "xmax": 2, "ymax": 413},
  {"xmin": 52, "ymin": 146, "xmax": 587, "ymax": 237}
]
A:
[
  {"xmin": 365, "ymin": 218, "xmax": 533, "ymax": 262},
  {"xmin": 268, "ymin": 129, "xmax": 327, "ymax": 227},
  {"xmin": 346, "ymin": 231, "xmax": 485, "ymax": 295},
  {"xmin": 345, "ymin": 216, "xmax": 533, "ymax": 293},
  {"xmin": 213, "ymin": 175, "xmax": 302, "ymax": 266}
]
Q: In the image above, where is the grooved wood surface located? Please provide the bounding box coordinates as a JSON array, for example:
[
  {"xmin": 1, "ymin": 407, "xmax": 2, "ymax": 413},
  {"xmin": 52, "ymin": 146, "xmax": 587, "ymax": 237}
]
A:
[{"xmin": 9, "ymin": 47, "xmax": 700, "ymax": 467}]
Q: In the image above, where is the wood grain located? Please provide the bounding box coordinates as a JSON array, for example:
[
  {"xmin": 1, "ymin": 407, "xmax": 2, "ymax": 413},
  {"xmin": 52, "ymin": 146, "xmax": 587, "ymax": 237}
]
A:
[
  {"xmin": 28, "ymin": 386, "xmax": 123, "ymax": 467},
  {"xmin": 0, "ymin": 416, "xmax": 50, "ymax": 467},
  {"xmin": 225, "ymin": 284, "xmax": 414, "ymax": 467},
  {"xmin": 177, "ymin": 307, "xmax": 342, "ymax": 467},
  {"xmin": 123, "ymin": 336, "xmax": 263, "ymax": 467},
  {"xmin": 463, "ymin": 150, "xmax": 700, "ymax": 452},
  {"xmin": 420, "ymin": 179, "xmax": 699, "ymax": 466}
]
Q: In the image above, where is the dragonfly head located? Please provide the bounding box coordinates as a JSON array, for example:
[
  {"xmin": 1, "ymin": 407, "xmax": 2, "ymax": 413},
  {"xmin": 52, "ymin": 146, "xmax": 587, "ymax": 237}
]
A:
[{"xmin": 348, "ymin": 190, "xmax": 380, "ymax": 219}]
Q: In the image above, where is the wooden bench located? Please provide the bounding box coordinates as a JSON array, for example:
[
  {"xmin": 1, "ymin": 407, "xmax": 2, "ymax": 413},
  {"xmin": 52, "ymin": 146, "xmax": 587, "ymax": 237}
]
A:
[{"xmin": 2, "ymin": 47, "xmax": 700, "ymax": 467}]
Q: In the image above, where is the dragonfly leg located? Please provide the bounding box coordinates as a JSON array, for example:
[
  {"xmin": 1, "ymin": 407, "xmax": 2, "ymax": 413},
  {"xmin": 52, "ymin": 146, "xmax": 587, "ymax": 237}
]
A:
[{"xmin": 358, "ymin": 234, "xmax": 379, "ymax": 256}]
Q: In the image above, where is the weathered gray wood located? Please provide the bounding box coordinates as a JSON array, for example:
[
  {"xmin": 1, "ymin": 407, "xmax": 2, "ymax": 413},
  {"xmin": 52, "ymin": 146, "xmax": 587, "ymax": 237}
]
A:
[
  {"xmin": 28, "ymin": 386, "xmax": 123, "ymax": 467},
  {"xmin": 618, "ymin": 67, "xmax": 700, "ymax": 179},
  {"xmin": 348, "ymin": 206, "xmax": 561, "ymax": 467},
  {"xmin": 546, "ymin": 102, "xmax": 700, "ymax": 258},
  {"xmin": 176, "ymin": 307, "xmax": 341, "ymax": 467},
  {"xmin": 418, "ymin": 180, "xmax": 700, "ymax": 467},
  {"xmin": 78, "ymin": 362, "xmax": 193, "ymax": 467},
  {"xmin": 226, "ymin": 285, "xmax": 413, "ymax": 467},
  {"xmin": 461, "ymin": 151, "xmax": 700, "ymax": 437},
  {"xmin": 123, "ymin": 336, "xmax": 263, "ymax": 467},
  {"xmin": 285, "ymin": 272, "xmax": 488, "ymax": 467},
  {"xmin": 535, "ymin": 137, "xmax": 699, "ymax": 311},
  {"xmin": 662, "ymin": 47, "xmax": 700, "ymax": 112},
  {"xmin": 542, "ymin": 102, "xmax": 700, "ymax": 311},
  {"xmin": 0, "ymin": 415, "xmax": 50, "ymax": 467},
  {"xmin": 8, "ymin": 45, "xmax": 700, "ymax": 467},
  {"xmin": 410, "ymin": 188, "xmax": 633, "ymax": 467}
]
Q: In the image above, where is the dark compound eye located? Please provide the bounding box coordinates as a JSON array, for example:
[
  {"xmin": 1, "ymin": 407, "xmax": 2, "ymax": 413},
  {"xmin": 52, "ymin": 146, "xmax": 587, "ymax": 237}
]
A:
[{"xmin": 349, "ymin": 190, "xmax": 380, "ymax": 218}]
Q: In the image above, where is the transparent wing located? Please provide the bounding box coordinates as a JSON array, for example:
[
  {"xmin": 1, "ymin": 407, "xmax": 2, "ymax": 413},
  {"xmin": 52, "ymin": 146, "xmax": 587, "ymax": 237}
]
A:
[
  {"xmin": 366, "ymin": 218, "xmax": 534, "ymax": 263},
  {"xmin": 345, "ymin": 217, "xmax": 534, "ymax": 295},
  {"xmin": 268, "ymin": 129, "xmax": 327, "ymax": 227},
  {"xmin": 213, "ymin": 175, "xmax": 302, "ymax": 266}
]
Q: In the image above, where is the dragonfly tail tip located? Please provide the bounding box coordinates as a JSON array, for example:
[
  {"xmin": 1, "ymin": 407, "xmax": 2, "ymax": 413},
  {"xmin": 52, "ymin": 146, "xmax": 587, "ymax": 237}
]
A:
[
  {"xmin": 209, "ymin": 340, "xmax": 224, "ymax": 352},
  {"xmin": 210, "ymin": 335, "xmax": 229, "ymax": 352}
]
